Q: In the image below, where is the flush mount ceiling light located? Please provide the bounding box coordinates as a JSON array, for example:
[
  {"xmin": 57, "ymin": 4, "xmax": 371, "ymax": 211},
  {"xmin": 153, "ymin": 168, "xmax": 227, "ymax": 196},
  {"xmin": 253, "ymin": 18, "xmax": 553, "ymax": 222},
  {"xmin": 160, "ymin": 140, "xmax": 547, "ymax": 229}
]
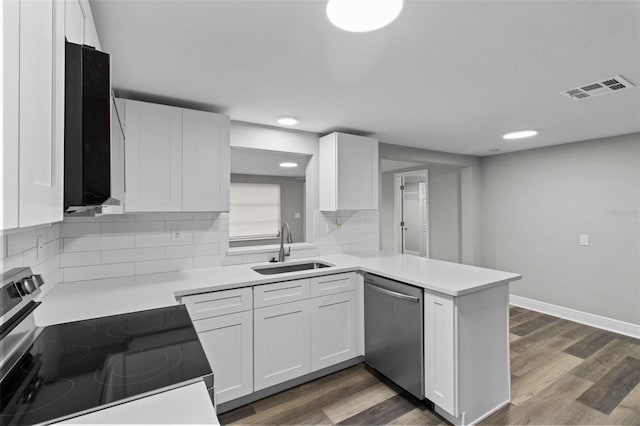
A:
[
  {"xmin": 326, "ymin": 0, "xmax": 403, "ymax": 32},
  {"xmin": 503, "ymin": 130, "xmax": 538, "ymax": 140},
  {"xmin": 277, "ymin": 116, "xmax": 298, "ymax": 126},
  {"xmin": 279, "ymin": 162, "xmax": 298, "ymax": 168}
]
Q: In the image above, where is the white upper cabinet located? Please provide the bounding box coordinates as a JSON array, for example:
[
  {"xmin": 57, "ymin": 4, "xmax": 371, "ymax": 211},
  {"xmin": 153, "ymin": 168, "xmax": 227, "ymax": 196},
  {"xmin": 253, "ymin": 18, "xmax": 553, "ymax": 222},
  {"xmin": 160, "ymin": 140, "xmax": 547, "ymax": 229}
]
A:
[
  {"xmin": 123, "ymin": 99, "xmax": 230, "ymax": 212},
  {"xmin": 182, "ymin": 109, "xmax": 230, "ymax": 212},
  {"xmin": 124, "ymin": 100, "xmax": 183, "ymax": 212},
  {"xmin": 3, "ymin": 0, "xmax": 20, "ymax": 230},
  {"xmin": 319, "ymin": 132, "xmax": 379, "ymax": 211},
  {"xmin": 3, "ymin": 0, "xmax": 65, "ymax": 230}
]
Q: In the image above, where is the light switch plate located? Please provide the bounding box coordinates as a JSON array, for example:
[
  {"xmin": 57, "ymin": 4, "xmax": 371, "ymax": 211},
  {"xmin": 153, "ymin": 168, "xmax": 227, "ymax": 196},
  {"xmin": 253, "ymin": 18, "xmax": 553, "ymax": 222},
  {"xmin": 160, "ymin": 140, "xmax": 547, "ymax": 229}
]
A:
[{"xmin": 579, "ymin": 234, "xmax": 589, "ymax": 246}]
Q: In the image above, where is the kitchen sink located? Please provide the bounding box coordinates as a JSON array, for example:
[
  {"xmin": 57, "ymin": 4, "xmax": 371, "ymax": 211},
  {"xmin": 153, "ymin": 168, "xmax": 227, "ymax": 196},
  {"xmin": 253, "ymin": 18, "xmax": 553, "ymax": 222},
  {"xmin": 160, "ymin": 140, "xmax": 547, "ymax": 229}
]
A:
[{"xmin": 252, "ymin": 261, "xmax": 333, "ymax": 275}]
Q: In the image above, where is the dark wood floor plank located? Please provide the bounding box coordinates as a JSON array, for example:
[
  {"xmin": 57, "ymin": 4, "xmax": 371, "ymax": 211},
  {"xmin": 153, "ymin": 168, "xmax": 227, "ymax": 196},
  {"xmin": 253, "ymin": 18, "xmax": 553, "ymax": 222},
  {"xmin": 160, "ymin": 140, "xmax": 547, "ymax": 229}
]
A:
[
  {"xmin": 338, "ymin": 394, "xmax": 416, "ymax": 426},
  {"xmin": 220, "ymin": 307, "xmax": 640, "ymax": 426},
  {"xmin": 510, "ymin": 318, "xmax": 578, "ymax": 353},
  {"xmin": 563, "ymin": 328, "xmax": 618, "ymax": 359},
  {"xmin": 508, "ymin": 309, "xmax": 541, "ymax": 325},
  {"xmin": 577, "ymin": 356, "xmax": 640, "ymax": 414},
  {"xmin": 237, "ymin": 367, "xmax": 379, "ymax": 425},
  {"xmin": 510, "ymin": 313, "xmax": 560, "ymax": 336},
  {"xmin": 219, "ymin": 404, "xmax": 257, "ymax": 424},
  {"xmin": 509, "ymin": 306, "xmax": 525, "ymax": 317},
  {"xmin": 570, "ymin": 339, "xmax": 640, "ymax": 383}
]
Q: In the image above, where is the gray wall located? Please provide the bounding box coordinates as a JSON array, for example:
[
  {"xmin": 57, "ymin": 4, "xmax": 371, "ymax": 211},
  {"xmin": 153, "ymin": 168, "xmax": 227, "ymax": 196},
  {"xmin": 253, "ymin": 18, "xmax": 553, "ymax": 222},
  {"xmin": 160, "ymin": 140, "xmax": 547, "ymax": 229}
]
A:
[
  {"xmin": 479, "ymin": 133, "xmax": 640, "ymax": 325},
  {"xmin": 230, "ymin": 174, "xmax": 305, "ymax": 247},
  {"xmin": 430, "ymin": 169, "xmax": 461, "ymax": 262}
]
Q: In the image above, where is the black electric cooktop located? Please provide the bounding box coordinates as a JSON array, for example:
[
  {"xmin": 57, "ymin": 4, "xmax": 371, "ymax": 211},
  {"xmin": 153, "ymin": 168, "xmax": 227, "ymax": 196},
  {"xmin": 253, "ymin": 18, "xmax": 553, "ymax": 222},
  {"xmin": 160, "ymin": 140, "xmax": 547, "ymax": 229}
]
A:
[{"xmin": 0, "ymin": 305, "xmax": 212, "ymax": 425}]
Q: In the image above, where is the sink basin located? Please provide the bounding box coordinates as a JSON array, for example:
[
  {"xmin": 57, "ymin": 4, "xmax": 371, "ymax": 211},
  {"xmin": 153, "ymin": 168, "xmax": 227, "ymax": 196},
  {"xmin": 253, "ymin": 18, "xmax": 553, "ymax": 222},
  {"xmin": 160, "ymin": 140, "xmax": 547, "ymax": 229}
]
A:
[{"xmin": 252, "ymin": 261, "xmax": 333, "ymax": 275}]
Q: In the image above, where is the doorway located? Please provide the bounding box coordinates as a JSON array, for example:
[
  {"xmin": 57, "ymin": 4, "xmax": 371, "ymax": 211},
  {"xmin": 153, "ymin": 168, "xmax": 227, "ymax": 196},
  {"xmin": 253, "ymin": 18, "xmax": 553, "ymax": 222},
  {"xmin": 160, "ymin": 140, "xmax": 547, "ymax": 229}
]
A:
[{"xmin": 394, "ymin": 170, "xmax": 429, "ymax": 257}]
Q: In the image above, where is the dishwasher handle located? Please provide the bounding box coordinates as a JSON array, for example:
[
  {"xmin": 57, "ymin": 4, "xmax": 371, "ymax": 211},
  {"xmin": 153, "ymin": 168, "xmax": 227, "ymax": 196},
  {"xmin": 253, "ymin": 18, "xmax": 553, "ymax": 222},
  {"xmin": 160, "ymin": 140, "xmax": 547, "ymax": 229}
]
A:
[{"xmin": 367, "ymin": 283, "xmax": 420, "ymax": 303}]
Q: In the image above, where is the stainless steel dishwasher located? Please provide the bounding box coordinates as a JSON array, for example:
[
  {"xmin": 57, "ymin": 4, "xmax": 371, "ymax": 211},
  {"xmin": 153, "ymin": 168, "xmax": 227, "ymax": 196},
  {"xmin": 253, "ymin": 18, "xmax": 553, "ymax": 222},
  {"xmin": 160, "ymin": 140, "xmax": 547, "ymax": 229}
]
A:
[{"xmin": 364, "ymin": 273, "xmax": 424, "ymax": 399}]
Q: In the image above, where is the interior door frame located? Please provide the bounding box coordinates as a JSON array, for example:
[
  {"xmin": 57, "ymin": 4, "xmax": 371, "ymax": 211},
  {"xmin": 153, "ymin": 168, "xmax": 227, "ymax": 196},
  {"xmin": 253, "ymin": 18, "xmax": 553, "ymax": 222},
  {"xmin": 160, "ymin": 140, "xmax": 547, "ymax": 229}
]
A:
[{"xmin": 393, "ymin": 169, "xmax": 429, "ymax": 256}]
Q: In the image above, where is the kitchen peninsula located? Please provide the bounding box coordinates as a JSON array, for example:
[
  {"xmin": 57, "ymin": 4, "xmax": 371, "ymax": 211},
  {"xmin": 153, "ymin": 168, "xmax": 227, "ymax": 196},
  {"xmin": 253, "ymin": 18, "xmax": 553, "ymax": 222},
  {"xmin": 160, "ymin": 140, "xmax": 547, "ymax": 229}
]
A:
[{"xmin": 37, "ymin": 252, "xmax": 521, "ymax": 425}]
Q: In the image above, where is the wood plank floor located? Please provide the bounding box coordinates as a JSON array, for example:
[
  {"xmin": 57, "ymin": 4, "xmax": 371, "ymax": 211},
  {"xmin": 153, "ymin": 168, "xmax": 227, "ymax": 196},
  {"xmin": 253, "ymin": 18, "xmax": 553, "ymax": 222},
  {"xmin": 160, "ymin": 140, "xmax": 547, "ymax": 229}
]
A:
[{"xmin": 219, "ymin": 307, "xmax": 640, "ymax": 425}]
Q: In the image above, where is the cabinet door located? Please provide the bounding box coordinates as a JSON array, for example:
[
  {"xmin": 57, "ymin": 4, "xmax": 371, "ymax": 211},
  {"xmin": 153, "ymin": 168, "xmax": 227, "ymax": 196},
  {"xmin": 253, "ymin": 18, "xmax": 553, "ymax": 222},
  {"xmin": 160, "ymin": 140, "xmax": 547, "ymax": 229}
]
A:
[
  {"xmin": 336, "ymin": 133, "xmax": 378, "ymax": 210},
  {"xmin": 65, "ymin": 0, "xmax": 84, "ymax": 44},
  {"xmin": 193, "ymin": 311, "xmax": 253, "ymax": 404},
  {"xmin": 182, "ymin": 110, "xmax": 230, "ymax": 212},
  {"xmin": 254, "ymin": 301, "xmax": 310, "ymax": 391},
  {"xmin": 2, "ymin": 0, "xmax": 20, "ymax": 230},
  {"xmin": 19, "ymin": 0, "xmax": 65, "ymax": 227},
  {"xmin": 310, "ymin": 291, "xmax": 357, "ymax": 371},
  {"xmin": 125, "ymin": 100, "xmax": 183, "ymax": 212},
  {"xmin": 424, "ymin": 290, "xmax": 457, "ymax": 415}
]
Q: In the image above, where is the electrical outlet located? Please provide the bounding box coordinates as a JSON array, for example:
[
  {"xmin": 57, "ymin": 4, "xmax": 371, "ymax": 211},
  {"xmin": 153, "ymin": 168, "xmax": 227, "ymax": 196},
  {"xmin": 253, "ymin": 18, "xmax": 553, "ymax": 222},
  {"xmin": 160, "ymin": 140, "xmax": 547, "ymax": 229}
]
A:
[
  {"xmin": 294, "ymin": 212, "xmax": 301, "ymax": 219},
  {"xmin": 171, "ymin": 226, "xmax": 184, "ymax": 242},
  {"xmin": 579, "ymin": 234, "xmax": 589, "ymax": 246}
]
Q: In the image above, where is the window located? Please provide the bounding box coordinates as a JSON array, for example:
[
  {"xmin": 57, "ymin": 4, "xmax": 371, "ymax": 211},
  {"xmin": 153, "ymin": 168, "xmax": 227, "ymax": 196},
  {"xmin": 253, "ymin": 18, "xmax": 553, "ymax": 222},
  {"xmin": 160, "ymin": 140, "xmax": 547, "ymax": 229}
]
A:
[{"xmin": 229, "ymin": 183, "xmax": 281, "ymax": 241}]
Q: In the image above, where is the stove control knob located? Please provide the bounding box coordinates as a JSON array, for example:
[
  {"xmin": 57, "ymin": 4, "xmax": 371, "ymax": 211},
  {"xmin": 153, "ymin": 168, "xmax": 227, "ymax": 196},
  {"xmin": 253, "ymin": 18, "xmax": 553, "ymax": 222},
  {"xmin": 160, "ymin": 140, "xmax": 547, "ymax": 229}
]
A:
[
  {"xmin": 18, "ymin": 278, "xmax": 37, "ymax": 295},
  {"xmin": 31, "ymin": 274, "xmax": 44, "ymax": 287}
]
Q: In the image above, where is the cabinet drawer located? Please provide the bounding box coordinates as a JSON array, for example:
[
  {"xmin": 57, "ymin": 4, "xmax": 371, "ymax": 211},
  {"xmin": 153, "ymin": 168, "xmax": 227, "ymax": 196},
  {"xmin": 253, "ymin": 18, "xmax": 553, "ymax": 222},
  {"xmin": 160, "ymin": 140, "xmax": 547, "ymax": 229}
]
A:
[
  {"xmin": 183, "ymin": 288, "xmax": 252, "ymax": 320},
  {"xmin": 254, "ymin": 279, "xmax": 310, "ymax": 308},
  {"xmin": 310, "ymin": 272, "xmax": 356, "ymax": 298}
]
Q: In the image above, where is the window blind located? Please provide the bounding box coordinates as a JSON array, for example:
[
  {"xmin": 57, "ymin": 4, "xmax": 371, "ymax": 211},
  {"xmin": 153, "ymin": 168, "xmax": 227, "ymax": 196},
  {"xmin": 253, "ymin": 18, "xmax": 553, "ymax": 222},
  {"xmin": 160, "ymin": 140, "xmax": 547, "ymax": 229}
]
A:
[{"xmin": 229, "ymin": 183, "xmax": 281, "ymax": 240}]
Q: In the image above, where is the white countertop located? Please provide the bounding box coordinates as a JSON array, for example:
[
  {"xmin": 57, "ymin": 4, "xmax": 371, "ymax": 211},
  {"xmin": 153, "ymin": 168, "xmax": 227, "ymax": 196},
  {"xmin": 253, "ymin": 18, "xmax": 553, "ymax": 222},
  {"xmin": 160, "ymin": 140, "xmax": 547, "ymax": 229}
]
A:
[
  {"xmin": 36, "ymin": 252, "xmax": 520, "ymax": 327},
  {"xmin": 57, "ymin": 382, "xmax": 219, "ymax": 425},
  {"xmin": 35, "ymin": 251, "xmax": 519, "ymax": 425}
]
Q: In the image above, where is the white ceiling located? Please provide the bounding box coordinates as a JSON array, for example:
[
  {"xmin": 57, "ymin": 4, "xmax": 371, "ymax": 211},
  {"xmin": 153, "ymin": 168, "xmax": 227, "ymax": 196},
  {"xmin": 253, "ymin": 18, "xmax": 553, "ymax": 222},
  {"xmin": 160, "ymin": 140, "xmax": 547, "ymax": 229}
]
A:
[
  {"xmin": 91, "ymin": 0, "xmax": 640, "ymax": 156},
  {"xmin": 231, "ymin": 147, "xmax": 311, "ymax": 177}
]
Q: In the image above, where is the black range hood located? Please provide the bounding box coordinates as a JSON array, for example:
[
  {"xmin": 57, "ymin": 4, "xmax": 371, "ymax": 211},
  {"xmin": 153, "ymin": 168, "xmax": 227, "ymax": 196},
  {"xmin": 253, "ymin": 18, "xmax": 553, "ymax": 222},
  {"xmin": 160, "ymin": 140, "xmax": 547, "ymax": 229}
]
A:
[{"xmin": 64, "ymin": 41, "xmax": 119, "ymax": 213}]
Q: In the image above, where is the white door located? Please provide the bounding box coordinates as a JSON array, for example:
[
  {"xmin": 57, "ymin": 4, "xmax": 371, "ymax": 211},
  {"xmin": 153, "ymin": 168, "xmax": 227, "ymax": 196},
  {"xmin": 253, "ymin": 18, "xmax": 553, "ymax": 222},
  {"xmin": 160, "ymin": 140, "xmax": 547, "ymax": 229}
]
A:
[
  {"xmin": 3, "ymin": 0, "xmax": 20, "ymax": 230},
  {"xmin": 310, "ymin": 291, "xmax": 357, "ymax": 371},
  {"xmin": 19, "ymin": 0, "xmax": 65, "ymax": 228},
  {"xmin": 424, "ymin": 290, "xmax": 457, "ymax": 415},
  {"xmin": 193, "ymin": 311, "xmax": 253, "ymax": 404},
  {"xmin": 419, "ymin": 181, "xmax": 429, "ymax": 258},
  {"xmin": 125, "ymin": 100, "xmax": 183, "ymax": 212},
  {"xmin": 182, "ymin": 110, "xmax": 230, "ymax": 212},
  {"xmin": 254, "ymin": 301, "xmax": 311, "ymax": 390}
]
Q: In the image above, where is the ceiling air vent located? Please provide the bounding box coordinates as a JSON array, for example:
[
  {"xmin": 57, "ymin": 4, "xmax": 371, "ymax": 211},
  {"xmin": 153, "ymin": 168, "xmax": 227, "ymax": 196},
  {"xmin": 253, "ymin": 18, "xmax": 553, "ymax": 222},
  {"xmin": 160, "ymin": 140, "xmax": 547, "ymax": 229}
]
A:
[{"xmin": 560, "ymin": 75, "xmax": 635, "ymax": 100}]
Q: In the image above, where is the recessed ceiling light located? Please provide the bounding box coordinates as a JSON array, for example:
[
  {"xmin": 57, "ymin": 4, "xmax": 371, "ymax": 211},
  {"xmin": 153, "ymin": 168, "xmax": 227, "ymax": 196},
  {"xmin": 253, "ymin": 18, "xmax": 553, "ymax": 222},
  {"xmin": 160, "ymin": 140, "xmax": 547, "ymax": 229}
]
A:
[
  {"xmin": 277, "ymin": 116, "xmax": 298, "ymax": 126},
  {"xmin": 279, "ymin": 162, "xmax": 298, "ymax": 168},
  {"xmin": 503, "ymin": 130, "xmax": 538, "ymax": 140},
  {"xmin": 326, "ymin": 0, "xmax": 403, "ymax": 33}
]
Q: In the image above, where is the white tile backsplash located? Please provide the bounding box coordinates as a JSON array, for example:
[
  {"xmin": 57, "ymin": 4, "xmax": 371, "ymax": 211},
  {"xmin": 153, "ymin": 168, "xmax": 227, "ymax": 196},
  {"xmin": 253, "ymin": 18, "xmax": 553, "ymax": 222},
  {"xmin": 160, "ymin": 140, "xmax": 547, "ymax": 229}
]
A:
[
  {"xmin": 54, "ymin": 210, "xmax": 379, "ymax": 283},
  {"xmin": 134, "ymin": 258, "xmax": 193, "ymax": 275},
  {"xmin": 1, "ymin": 224, "xmax": 61, "ymax": 297},
  {"xmin": 101, "ymin": 247, "xmax": 165, "ymax": 264}
]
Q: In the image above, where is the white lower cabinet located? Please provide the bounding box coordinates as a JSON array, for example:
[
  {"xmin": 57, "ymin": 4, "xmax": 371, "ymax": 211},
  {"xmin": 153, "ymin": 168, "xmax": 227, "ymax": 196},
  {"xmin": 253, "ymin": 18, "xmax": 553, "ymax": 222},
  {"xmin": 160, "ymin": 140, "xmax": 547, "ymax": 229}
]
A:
[
  {"xmin": 193, "ymin": 311, "xmax": 253, "ymax": 404},
  {"xmin": 310, "ymin": 291, "xmax": 357, "ymax": 371},
  {"xmin": 424, "ymin": 289, "xmax": 457, "ymax": 416},
  {"xmin": 254, "ymin": 301, "xmax": 311, "ymax": 391},
  {"xmin": 183, "ymin": 289, "xmax": 254, "ymax": 405}
]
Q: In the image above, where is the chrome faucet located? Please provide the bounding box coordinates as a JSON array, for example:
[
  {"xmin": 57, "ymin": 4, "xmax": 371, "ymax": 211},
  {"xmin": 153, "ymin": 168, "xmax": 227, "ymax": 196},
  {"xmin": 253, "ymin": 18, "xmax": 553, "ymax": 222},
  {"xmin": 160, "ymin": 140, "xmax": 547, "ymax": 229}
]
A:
[{"xmin": 278, "ymin": 222, "xmax": 293, "ymax": 262}]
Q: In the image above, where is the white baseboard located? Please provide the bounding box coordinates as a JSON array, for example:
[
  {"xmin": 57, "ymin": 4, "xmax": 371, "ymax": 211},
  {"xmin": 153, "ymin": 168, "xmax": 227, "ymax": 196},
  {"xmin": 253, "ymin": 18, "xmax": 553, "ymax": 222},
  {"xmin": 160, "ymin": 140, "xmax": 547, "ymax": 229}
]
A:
[{"xmin": 510, "ymin": 294, "xmax": 640, "ymax": 339}]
